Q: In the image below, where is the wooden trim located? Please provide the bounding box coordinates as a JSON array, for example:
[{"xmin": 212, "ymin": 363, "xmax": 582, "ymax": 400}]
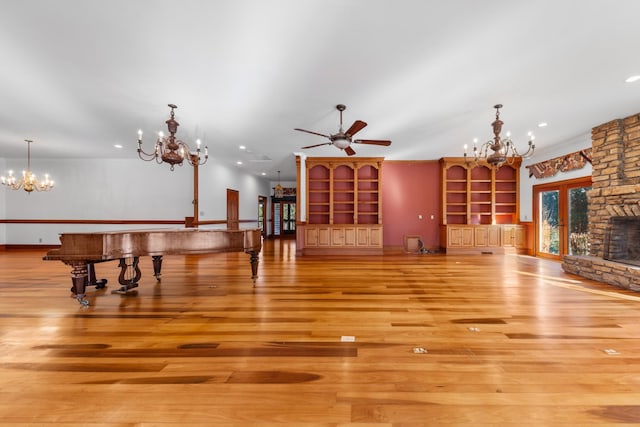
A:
[
  {"xmin": 196, "ymin": 220, "xmax": 229, "ymax": 226},
  {"xmin": 0, "ymin": 219, "xmax": 185, "ymax": 225},
  {"xmin": 1, "ymin": 244, "xmax": 59, "ymax": 250},
  {"xmin": 0, "ymin": 218, "xmax": 252, "ymax": 225},
  {"xmin": 383, "ymin": 159, "xmax": 440, "ymax": 165}
]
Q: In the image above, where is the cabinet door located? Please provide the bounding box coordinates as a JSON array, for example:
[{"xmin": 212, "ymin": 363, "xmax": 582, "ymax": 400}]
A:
[
  {"xmin": 514, "ymin": 225, "xmax": 526, "ymax": 248},
  {"xmin": 344, "ymin": 227, "xmax": 356, "ymax": 246},
  {"xmin": 331, "ymin": 228, "xmax": 345, "ymax": 246},
  {"xmin": 475, "ymin": 227, "xmax": 489, "ymax": 247},
  {"xmin": 356, "ymin": 227, "xmax": 369, "ymax": 246},
  {"xmin": 487, "ymin": 226, "xmax": 501, "ymax": 246},
  {"xmin": 502, "ymin": 226, "xmax": 516, "ymax": 247},
  {"xmin": 475, "ymin": 226, "xmax": 501, "ymax": 247},
  {"xmin": 305, "ymin": 226, "xmax": 318, "ymax": 247},
  {"xmin": 448, "ymin": 226, "xmax": 474, "ymax": 247},
  {"xmin": 369, "ymin": 226, "xmax": 383, "ymax": 247},
  {"xmin": 318, "ymin": 227, "xmax": 331, "ymax": 246}
]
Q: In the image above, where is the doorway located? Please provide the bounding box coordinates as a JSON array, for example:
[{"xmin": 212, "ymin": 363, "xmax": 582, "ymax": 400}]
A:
[
  {"xmin": 258, "ymin": 195, "xmax": 267, "ymax": 238},
  {"xmin": 227, "ymin": 188, "xmax": 239, "ymax": 230},
  {"xmin": 272, "ymin": 199, "xmax": 296, "ymax": 237},
  {"xmin": 533, "ymin": 176, "xmax": 591, "ymax": 260},
  {"xmin": 281, "ymin": 201, "xmax": 296, "ymax": 235}
]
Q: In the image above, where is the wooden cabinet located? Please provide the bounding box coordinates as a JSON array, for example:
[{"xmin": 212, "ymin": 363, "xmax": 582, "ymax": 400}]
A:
[
  {"xmin": 300, "ymin": 157, "xmax": 383, "ymax": 255},
  {"xmin": 303, "ymin": 225, "xmax": 382, "ymax": 254},
  {"xmin": 440, "ymin": 224, "xmax": 526, "ymax": 254},
  {"xmin": 502, "ymin": 224, "xmax": 527, "ymax": 249},
  {"xmin": 440, "ymin": 157, "xmax": 526, "ymax": 254},
  {"xmin": 446, "ymin": 225, "xmax": 474, "ymax": 248},
  {"xmin": 474, "ymin": 225, "xmax": 501, "ymax": 247}
]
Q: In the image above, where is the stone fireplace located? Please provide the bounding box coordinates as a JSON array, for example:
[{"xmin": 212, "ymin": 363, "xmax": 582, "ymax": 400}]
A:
[
  {"xmin": 562, "ymin": 112, "xmax": 640, "ymax": 291},
  {"xmin": 603, "ymin": 216, "xmax": 640, "ymax": 266}
]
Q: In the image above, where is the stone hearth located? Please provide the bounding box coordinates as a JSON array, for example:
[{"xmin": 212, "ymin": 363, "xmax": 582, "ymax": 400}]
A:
[{"xmin": 562, "ymin": 112, "xmax": 640, "ymax": 291}]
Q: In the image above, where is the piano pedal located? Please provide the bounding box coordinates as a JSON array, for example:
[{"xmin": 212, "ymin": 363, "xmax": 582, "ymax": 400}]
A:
[{"xmin": 111, "ymin": 283, "xmax": 139, "ymax": 295}]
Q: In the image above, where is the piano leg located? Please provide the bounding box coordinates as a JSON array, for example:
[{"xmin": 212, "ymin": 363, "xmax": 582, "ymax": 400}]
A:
[
  {"xmin": 69, "ymin": 262, "xmax": 90, "ymax": 307},
  {"xmin": 248, "ymin": 250, "xmax": 259, "ymax": 286},
  {"xmin": 152, "ymin": 255, "xmax": 163, "ymax": 281},
  {"xmin": 87, "ymin": 262, "xmax": 108, "ymax": 289}
]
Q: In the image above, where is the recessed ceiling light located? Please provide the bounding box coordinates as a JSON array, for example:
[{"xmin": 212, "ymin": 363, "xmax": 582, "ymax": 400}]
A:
[
  {"xmin": 261, "ymin": 172, "xmax": 266, "ymax": 176},
  {"xmin": 239, "ymin": 145, "xmax": 246, "ymax": 150},
  {"xmin": 114, "ymin": 144, "xmax": 123, "ymax": 148},
  {"xmin": 537, "ymin": 122, "xmax": 548, "ymax": 128},
  {"xmin": 236, "ymin": 161, "xmax": 243, "ymax": 165},
  {"xmin": 625, "ymin": 75, "xmax": 640, "ymax": 83}
]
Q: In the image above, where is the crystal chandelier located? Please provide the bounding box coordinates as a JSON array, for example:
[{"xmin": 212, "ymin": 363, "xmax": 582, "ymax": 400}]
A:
[
  {"xmin": 464, "ymin": 104, "xmax": 535, "ymax": 167},
  {"xmin": 1, "ymin": 139, "xmax": 54, "ymax": 193},
  {"xmin": 137, "ymin": 103, "xmax": 208, "ymax": 171}
]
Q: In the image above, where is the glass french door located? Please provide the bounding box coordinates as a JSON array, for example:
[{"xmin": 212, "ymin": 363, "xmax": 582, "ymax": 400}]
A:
[
  {"xmin": 272, "ymin": 200, "xmax": 296, "ymax": 236},
  {"xmin": 533, "ymin": 177, "xmax": 591, "ymax": 260},
  {"xmin": 282, "ymin": 202, "xmax": 296, "ymax": 234},
  {"xmin": 539, "ymin": 189, "xmax": 560, "ymax": 256}
]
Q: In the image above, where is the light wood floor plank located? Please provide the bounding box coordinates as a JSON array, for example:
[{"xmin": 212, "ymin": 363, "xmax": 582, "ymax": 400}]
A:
[{"xmin": 1, "ymin": 240, "xmax": 640, "ymax": 425}]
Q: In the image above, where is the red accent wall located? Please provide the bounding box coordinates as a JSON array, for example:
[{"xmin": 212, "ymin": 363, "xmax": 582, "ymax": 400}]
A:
[{"xmin": 382, "ymin": 161, "xmax": 441, "ymax": 248}]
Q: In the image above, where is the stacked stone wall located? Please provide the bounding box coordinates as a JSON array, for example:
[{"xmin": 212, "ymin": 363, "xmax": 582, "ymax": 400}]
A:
[{"xmin": 563, "ymin": 112, "xmax": 640, "ymax": 291}]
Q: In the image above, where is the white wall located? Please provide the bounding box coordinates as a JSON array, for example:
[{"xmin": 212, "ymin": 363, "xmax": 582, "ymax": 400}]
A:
[
  {"xmin": 520, "ymin": 133, "xmax": 592, "ymax": 222},
  {"xmin": 0, "ymin": 158, "xmax": 6, "ymax": 244},
  {"xmin": 1, "ymin": 157, "xmax": 270, "ymax": 244}
]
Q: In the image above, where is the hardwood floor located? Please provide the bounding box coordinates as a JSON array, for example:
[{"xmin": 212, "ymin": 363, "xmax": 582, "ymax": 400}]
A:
[{"xmin": 1, "ymin": 239, "xmax": 640, "ymax": 426}]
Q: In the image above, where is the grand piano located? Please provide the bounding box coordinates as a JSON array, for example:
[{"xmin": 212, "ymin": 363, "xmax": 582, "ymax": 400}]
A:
[{"xmin": 44, "ymin": 228, "xmax": 262, "ymax": 306}]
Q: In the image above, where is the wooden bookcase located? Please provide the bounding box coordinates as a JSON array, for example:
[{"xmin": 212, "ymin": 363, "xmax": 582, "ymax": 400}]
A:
[
  {"xmin": 439, "ymin": 157, "xmax": 526, "ymax": 254},
  {"xmin": 301, "ymin": 157, "xmax": 383, "ymax": 255}
]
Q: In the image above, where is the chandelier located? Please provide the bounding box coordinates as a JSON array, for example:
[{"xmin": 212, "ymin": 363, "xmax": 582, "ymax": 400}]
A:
[
  {"xmin": 1, "ymin": 139, "xmax": 54, "ymax": 193},
  {"xmin": 464, "ymin": 104, "xmax": 535, "ymax": 167},
  {"xmin": 274, "ymin": 170, "xmax": 284, "ymax": 198},
  {"xmin": 137, "ymin": 103, "xmax": 208, "ymax": 170}
]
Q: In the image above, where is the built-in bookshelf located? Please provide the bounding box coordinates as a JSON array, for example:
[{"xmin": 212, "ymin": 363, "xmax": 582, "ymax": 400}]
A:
[
  {"xmin": 439, "ymin": 157, "xmax": 525, "ymax": 254},
  {"xmin": 301, "ymin": 157, "xmax": 384, "ymax": 255},
  {"xmin": 441, "ymin": 157, "xmax": 520, "ymax": 225}
]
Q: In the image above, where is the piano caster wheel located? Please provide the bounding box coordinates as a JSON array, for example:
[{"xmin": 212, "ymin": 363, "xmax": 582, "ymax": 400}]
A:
[
  {"xmin": 75, "ymin": 295, "xmax": 90, "ymax": 307},
  {"xmin": 95, "ymin": 279, "xmax": 108, "ymax": 289}
]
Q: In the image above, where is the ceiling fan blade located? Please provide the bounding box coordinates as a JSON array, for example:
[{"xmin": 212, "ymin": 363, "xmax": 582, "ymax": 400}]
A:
[
  {"xmin": 294, "ymin": 128, "xmax": 331, "ymax": 138},
  {"xmin": 353, "ymin": 139, "xmax": 392, "ymax": 146},
  {"xmin": 301, "ymin": 142, "xmax": 332, "ymax": 149},
  {"xmin": 345, "ymin": 120, "xmax": 367, "ymax": 137},
  {"xmin": 344, "ymin": 146, "xmax": 356, "ymax": 156}
]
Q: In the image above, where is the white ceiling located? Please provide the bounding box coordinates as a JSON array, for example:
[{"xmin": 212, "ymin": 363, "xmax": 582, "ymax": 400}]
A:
[{"xmin": 1, "ymin": 0, "xmax": 639, "ymax": 181}]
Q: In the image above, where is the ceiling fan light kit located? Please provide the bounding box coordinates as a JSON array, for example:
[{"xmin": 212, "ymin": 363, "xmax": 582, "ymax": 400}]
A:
[{"xmin": 295, "ymin": 104, "xmax": 392, "ymax": 156}]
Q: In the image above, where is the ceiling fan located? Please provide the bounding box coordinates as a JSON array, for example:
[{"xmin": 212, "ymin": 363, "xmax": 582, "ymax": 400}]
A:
[{"xmin": 295, "ymin": 104, "xmax": 392, "ymax": 156}]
